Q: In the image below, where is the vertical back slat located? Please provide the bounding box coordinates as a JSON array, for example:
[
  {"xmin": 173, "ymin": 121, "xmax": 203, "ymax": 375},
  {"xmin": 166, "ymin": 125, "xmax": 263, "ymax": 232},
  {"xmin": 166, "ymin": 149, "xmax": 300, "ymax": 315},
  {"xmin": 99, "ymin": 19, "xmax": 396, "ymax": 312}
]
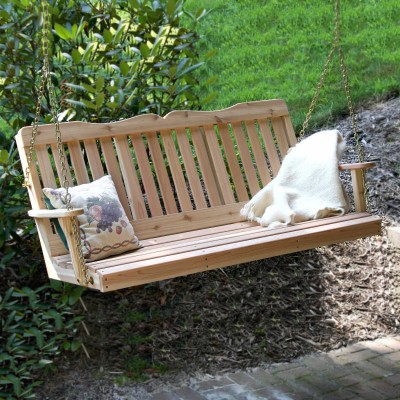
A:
[
  {"xmin": 131, "ymin": 135, "xmax": 163, "ymax": 217},
  {"xmin": 245, "ymin": 120, "xmax": 272, "ymax": 187},
  {"xmin": 160, "ymin": 130, "xmax": 192, "ymax": 212},
  {"xmin": 68, "ymin": 141, "xmax": 89, "ymax": 185},
  {"xmin": 114, "ymin": 136, "xmax": 148, "ymax": 220},
  {"xmin": 218, "ymin": 124, "xmax": 249, "ymax": 202},
  {"xmin": 50, "ymin": 144, "xmax": 73, "ymax": 186},
  {"xmin": 100, "ymin": 138, "xmax": 132, "ymax": 219},
  {"xmin": 146, "ymin": 132, "xmax": 178, "ymax": 214},
  {"xmin": 258, "ymin": 119, "xmax": 281, "ymax": 177},
  {"xmin": 271, "ymin": 117, "xmax": 290, "ymax": 157},
  {"xmin": 231, "ymin": 122, "xmax": 260, "ymax": 196},
  {"xmin": 83, "ymin": 139, "xmax": 104, "ymax": 180},
  {"xmin": 176, "ymin": 128, "xmax": 207, "ymax": 210},
  {"xmin": 283, "ymin": 115, "xmax": 297, "ymax": 147},
  {"xmin": 190, "ymin": 127, "xmax": 222, "ymax": 207},
  {"xmin": 202, "ymin": 125, "xmax": 235, "ymax": 204},
  {"xmin": 35, "ymin": 144, "xmax": 57, "ymax": 188}
]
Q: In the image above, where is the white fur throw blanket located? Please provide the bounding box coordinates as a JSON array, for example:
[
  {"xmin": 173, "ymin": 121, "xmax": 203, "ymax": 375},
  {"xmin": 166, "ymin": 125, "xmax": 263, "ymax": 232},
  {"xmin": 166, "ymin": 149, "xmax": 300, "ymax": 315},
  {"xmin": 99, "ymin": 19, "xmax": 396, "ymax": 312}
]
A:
[{"xmin": 240, "ymin": 129, "xmax": 350, "ymax": 228}]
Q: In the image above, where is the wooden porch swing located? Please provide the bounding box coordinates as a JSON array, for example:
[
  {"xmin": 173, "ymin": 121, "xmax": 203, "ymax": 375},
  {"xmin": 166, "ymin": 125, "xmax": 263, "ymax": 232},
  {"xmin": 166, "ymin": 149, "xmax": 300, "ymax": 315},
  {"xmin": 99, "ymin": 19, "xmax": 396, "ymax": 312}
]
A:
[{"xmin": 16, "ymin": 0, "xmax": 381, "ymax": 292}]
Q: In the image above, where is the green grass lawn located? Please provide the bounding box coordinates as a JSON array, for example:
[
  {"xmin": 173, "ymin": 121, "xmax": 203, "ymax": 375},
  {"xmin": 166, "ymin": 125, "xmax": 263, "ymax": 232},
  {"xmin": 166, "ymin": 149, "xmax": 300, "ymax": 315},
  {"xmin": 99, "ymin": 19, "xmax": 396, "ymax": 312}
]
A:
[{"xmin": 185, "ymin": 0, "xmax": 400, "ymax": 131}]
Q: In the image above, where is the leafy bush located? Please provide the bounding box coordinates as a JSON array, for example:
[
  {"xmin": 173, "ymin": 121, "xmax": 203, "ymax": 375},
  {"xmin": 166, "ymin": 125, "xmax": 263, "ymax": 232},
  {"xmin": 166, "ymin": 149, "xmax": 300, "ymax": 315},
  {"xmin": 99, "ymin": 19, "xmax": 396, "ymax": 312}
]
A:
[
  {"xmin": 0, "ymin": 0, "xmax": 210, "ymax": 130},
  {"xmin": 0, "ymin": 133, "xmax": 33, "ymax": 272},
  {"xmin": 0, "ymin": 282, "xmax": 84, "ymax": 399}
]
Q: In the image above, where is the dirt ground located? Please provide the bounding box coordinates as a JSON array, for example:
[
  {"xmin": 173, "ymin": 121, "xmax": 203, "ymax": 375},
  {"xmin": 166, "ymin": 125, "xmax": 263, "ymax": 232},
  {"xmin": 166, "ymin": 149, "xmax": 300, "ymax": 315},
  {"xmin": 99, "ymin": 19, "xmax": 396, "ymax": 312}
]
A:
[{"xmin": 37, "ymin": 96, "xmax": 400, "ymax": 400}]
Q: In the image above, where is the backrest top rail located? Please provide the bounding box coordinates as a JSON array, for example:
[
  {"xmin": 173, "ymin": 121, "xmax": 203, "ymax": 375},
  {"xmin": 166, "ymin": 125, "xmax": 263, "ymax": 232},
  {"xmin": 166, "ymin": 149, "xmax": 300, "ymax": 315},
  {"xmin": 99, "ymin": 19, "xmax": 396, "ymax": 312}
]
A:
[{"xmin": 16, "ymin": 99, "xmax": 289, "ymax": 147}]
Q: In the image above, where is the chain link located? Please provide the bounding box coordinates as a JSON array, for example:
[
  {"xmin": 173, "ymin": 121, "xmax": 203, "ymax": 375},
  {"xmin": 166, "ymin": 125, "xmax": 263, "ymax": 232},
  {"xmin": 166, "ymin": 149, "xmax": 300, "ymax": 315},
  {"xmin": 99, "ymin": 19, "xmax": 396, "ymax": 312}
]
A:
[{"xmin": 23, "ymin": 0, "xmax": 92, "ymax": 286}]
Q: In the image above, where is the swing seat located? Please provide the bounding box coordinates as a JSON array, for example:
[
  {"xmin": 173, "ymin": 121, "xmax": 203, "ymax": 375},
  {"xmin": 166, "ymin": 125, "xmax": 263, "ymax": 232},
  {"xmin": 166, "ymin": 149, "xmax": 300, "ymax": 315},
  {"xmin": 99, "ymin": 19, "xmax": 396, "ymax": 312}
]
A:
[{"xmin": 16, "ymin": 100, "xmax": 381, "ymax": 292}]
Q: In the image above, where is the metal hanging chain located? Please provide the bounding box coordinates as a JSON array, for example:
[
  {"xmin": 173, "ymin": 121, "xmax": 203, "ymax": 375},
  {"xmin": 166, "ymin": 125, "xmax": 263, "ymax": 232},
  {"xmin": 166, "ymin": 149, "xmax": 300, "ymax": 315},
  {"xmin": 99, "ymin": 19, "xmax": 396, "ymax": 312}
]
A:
[
  {"xmin": 24, "ymin": 0, "xmax": 91, "ymax": 286},
  {"xmin": 338, "ymin": 47, "xmax": 365, "ymax": 163},
  {"xmin": 299, "ymin": 0, "xmax": 369, "ymax": 210},
  {"xmin": 298, "ymin": 0, "xmax": 340, "ymax": 141}
]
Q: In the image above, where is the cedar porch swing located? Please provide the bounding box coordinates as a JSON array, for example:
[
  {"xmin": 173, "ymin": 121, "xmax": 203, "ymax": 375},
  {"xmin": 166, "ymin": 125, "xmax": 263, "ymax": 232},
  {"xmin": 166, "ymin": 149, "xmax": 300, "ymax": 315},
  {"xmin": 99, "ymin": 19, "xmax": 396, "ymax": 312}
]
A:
[{"xmin": 16, "ymin": 0, "xmax": 381, "ymax": 292}]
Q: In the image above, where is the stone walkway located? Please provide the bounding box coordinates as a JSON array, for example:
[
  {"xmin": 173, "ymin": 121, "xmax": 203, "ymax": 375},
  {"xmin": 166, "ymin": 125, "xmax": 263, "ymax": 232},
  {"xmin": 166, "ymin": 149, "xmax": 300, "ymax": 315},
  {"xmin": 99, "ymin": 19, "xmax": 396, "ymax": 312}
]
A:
[{"xmin": 150, "ymin": 335, "xmax": 400, "ymax": 400}]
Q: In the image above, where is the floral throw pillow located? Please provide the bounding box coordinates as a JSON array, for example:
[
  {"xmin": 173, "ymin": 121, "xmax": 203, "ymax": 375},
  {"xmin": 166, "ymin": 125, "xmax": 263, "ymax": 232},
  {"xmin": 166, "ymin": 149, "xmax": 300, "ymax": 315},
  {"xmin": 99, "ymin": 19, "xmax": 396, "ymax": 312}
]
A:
[{"xmin": 43, "ymin": 175, "xmax": 141, "ymax": 261}]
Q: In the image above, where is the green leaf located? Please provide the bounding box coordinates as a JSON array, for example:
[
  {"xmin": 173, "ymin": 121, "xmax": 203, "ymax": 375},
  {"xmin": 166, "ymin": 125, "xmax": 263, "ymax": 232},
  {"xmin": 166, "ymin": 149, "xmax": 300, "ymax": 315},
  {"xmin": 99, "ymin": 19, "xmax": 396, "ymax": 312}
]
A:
[
  {"xmin": 54, "ymin": 23, "xmax": 72, "ymax": 40},
  {"xmin": 25, "ymin": 327, "xmax": 44, "ymax": 349},
  {"xmin": 140, "ymin": 43, "xmax": 150, "ymax": 58},
  {"xmin": 0, "ymin": 149, "xmax": 8, "ymax": 164},
  {"xmin": 103, "ymin": 29, "xmax": 113, "ymax": 44},
  {"xmin": 68, "ymin": 286, "xmax": 84, "ymax": 305},
  {"xmin": 106, "ymin": 102, "xmax": 119, "ymax": 109},
  {"xmin": 81, "ymin": 83, "xmax": 96, "ymax": 93},
  {"xmin": 96, "ymin": 76, "xmax": 104, "ymax": 92},
  {"xmin": 82, "ymin": 42, "xmax": 96, "ymax": 62},
  {"xmin": 64, "ymin": 99, "xmax": 86, "ymax": 107},
  {"xmin": 70, "ymin": 340, "xmax": 81, "ymax": 352},
  {"xmin": 96, "ymin": 92, "xmax": 105, "ymax": 108},
  {"xmin": 81, "ymin": 99, "xmax": 97, "ymax": 110},
  {"xmin": 38, "ymin": 359, "xmax": 54, "ymax": 367},
  {"xmin": 119, "ymin": 61, "xmax": 129, "ymax": 76},
  {"xmin": 71, "ymin": 48, "xmax": 81, "ymax": 64},
  {"xmin": 166, "ymin": 0, "xmax": 176, "ymax": 18},
  {"xmin": 176, "ymin": 62, "xmax": 204, "ymax": 78},
  {"xmin": 129, "ymin": 0, "xmax": 140, "ymax": 9}
]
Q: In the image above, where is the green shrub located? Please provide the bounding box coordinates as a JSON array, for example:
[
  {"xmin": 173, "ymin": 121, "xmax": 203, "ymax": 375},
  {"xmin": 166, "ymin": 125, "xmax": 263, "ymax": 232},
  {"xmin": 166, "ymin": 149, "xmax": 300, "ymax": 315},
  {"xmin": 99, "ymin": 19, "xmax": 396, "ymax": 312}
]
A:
[
  {"xmin": 0, "ymin": 282, "xmax": 84, "ymax": 399},
  {"xmin": 0, "ymin": 133, "xmax": 33, "ymax": 272},
  {"xmin": 0, "ymin": 0, "xmax": 209, "ymax": 131}
]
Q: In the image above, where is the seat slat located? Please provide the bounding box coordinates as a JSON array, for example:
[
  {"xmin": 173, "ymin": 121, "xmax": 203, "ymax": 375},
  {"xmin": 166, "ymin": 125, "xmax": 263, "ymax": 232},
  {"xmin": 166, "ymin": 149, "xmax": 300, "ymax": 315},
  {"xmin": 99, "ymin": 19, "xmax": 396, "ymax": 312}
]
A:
[
  {"xmin": 97, "ymin": 214, "xmax": 381, "ymax": 291},
  {"xmin": 131, "ymin": 134, "xmax": 164, "ymax": 217},
  {"xmin": 100, "ymin": 137, "xmax": 132, "ymax": 219},
  {"xmin": 146, "ymin": 132, "xmax": 178, "ymax": 214},
  {"xmin": 218, "ymin": 124, "xmax": 249, "ymax": 202},
  {"xmin": 160, "ymin": 130, "xmax": 192, "ymax": 212},
  {"xmin": 68, "ymin": 141, "xmax": 89, "ymax": 184},
  {"xmin": 203, "ymin": 125, "xmax": 235, "ymax": 204},
  {"xmin": 190, "ymin": 127, "xmax": 222, "ymax": 206},
  {"xmin": 83, "ymin": 139, "xmax": 104, "ymax": 180},
  {"xmin": 231, "ymin": 121, "xmax": 260, "ymax": 196},
  {"xmin": 176, "ymin": 128, "xmax": 207, "ymax": 210},
  {"xmin": 114, "ymin": 136, "xmax": 148, "ymax": 220},
  {"xmin": 245, "ymin": 120, "xmax": 272, "ymax": 187},
  {"xmin": 258, "ymin": 119, "xmax": 281, "ymax": 177},
  {"xmin": 90, "ymin": 212, "xmax": 373, "ymax": 269}
]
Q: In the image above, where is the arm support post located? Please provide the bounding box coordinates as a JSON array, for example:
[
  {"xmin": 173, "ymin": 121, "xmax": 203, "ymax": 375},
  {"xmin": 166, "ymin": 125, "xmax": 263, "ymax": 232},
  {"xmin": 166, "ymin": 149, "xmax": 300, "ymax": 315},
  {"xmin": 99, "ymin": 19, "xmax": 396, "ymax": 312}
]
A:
[
  {"xmin": 28, "ymin": 208, "xmax": 88, "ymax": 285},
  {"xmin": 338, "ymin": 162, "xmax": 375, "ymax": 213}
]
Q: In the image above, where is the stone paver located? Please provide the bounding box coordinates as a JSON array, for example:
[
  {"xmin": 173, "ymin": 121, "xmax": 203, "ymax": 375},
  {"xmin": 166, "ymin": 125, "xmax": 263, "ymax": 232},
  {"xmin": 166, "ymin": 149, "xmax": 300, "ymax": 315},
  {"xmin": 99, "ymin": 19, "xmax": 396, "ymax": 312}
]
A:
[{"xmin": 150, "ymin": 335, "xmax": 400, "ymax": 400}]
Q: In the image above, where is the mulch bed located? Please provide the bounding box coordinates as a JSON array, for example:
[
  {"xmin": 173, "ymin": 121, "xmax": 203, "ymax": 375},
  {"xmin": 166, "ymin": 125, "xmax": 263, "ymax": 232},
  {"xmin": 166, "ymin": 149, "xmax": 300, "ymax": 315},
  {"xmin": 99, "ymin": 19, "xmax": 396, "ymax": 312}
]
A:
[{"xmin": 37, "ymin": 97, "xmax": 400, "ymax": 398}]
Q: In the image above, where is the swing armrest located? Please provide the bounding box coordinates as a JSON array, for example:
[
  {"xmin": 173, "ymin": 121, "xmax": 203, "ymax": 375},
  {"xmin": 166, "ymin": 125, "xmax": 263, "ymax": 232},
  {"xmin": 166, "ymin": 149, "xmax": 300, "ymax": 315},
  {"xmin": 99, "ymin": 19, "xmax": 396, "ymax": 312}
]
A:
[
  {"xmin": 338, "ymin": 162, "xmax": 376, "ymax": 213},
  {"xmin": 338, "ymin": 162, "xmax": 376, "ymax": 170},
  {"xmin": 28, "ymin": 208, "xmax": 84, "ymax": 219}
]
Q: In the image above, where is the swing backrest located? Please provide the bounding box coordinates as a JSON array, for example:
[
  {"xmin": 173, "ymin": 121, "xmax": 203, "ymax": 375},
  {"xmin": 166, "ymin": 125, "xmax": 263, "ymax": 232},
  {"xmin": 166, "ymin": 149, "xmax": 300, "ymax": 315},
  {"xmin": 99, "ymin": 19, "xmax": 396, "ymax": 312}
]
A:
[{"xmin": 16, "ymin": 99, "xmax": 297, "ymax": 257}]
